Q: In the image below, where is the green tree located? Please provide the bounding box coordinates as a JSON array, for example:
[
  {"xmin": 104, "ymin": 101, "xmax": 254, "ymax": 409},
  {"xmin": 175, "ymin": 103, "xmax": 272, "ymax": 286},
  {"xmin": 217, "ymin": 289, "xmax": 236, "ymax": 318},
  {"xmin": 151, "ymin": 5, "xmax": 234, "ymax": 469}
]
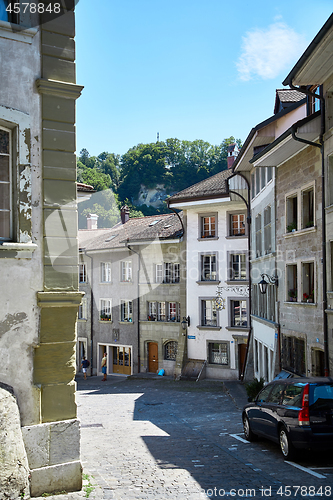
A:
[
  {"xmin": 78, "ymin": 189, "xmax": 120, "ymax": 229},
  {"xmin": 77, "ymin": 162, "xmax": 111, "ymax": 191}
]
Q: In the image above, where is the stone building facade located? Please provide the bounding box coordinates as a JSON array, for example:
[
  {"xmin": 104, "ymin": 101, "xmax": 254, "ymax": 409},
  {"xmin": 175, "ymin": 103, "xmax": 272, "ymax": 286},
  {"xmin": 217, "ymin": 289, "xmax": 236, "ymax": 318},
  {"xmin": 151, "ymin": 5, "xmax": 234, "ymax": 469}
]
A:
[{"xmin": 0, "ymin": 3, "xmax": 83, "ymax": 496}]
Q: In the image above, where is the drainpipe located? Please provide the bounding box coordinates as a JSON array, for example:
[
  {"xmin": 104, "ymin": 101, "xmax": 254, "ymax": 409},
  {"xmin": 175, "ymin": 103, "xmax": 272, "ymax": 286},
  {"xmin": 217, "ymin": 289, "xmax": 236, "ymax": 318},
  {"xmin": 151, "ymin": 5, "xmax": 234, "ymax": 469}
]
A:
[
  {"xmin": 227, "ymin": 171, "xmax": 252, "ymax": 381},
  {"xmin": 84, "ymin": 250, "xmax": 94, "ymax": 376},
  {"xmin": 126, "ymin": 242, "xmax": 140, "ymax": 373},
  {"xmin": 287, "ymin": 81, "xmax": 329, "ymax": 376}
]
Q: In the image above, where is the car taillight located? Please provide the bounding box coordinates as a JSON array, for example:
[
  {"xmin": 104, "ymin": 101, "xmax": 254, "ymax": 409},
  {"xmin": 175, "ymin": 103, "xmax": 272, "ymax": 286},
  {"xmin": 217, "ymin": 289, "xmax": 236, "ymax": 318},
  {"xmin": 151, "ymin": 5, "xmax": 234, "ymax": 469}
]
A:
[{"xmin": 298, "ymin": 383, "xmax": 310, "ymax": 426}]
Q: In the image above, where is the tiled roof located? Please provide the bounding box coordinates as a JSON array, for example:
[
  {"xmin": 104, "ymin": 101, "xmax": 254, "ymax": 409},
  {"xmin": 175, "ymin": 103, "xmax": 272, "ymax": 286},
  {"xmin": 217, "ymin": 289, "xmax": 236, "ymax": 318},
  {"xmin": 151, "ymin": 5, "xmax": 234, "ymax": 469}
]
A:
[
  {"xmin": 276, "ymin": 89, "xmax": 305, "ymax": 103},
  {"xmin": 77, "ymin": 182, "xmax": 95, "ymax": 192},
  {"xmin": 79, "ymin": 212, "xmax": 183, "ymax": 251},
  {"xmin": 167, "ymin": 168, "xmax": 232, "ymax": 203}
]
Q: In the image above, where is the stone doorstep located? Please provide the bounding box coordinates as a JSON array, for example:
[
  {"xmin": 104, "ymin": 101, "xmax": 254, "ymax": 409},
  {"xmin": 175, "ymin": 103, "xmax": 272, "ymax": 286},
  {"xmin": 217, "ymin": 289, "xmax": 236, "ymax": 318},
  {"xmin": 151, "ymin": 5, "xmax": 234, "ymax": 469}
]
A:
[{"xmin": 30, "ymin": 461, "xmax": 82, "ymax": 498}]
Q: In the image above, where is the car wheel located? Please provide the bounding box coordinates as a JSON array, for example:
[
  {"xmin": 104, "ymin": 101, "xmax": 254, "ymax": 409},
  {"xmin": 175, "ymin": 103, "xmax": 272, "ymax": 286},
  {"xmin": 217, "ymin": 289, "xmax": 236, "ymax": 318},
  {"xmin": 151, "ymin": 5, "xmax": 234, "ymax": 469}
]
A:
[
  {"xmin": 243, "ymin": 414, "xmax": 257, "ymax": 442},
  {"xmin": 279, "ymin": 425, "xmax": 295, "ymax": 460}
]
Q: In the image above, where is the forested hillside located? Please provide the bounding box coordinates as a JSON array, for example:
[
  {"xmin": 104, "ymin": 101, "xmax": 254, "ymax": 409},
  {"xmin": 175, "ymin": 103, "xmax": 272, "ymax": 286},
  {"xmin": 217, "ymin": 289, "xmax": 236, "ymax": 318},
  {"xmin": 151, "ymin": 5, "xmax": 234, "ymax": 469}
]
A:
[{"xmin": 77, "ymin": 137, "xmax": 241, "ymax": 228}]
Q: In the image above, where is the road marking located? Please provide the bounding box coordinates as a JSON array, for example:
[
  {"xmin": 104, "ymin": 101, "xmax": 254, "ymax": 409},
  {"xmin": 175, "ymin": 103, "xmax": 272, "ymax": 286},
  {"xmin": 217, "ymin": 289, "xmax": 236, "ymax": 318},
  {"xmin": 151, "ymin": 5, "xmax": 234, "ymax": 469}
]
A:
[
  {"xmin": 285, "ymin": 461, "xmax": 327, "ymax": 478},
  {"xmin": 229, "ymin": 433, "xmax": 249, "ymax": 444}
]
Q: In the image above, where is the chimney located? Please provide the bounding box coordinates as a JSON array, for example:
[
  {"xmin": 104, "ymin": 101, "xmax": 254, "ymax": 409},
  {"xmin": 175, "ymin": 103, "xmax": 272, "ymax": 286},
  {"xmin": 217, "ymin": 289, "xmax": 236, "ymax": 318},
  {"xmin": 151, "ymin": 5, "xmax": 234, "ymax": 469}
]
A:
[
  {"xmin": 227, "ymin": 143, "xmax": 239, "ymax": 169},
  {"xmin": 86, "ymin": 213, "xmax": 99, "ymax": 230},
  {"xmin": 121, "ymin": 205, "xmax": 130, "ymax": 224}
]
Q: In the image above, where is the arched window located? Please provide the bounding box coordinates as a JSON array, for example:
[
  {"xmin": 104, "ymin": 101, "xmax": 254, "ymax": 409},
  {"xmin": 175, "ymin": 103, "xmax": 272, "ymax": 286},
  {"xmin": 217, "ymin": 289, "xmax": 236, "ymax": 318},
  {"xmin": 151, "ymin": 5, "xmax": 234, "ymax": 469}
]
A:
[
  {"xmin": 164, "ymin": 341, "xmax": 178, "ymax": 361},
  {"xmin": 0, "ymin": 1, "xmax": 9, "ymax": 22}
]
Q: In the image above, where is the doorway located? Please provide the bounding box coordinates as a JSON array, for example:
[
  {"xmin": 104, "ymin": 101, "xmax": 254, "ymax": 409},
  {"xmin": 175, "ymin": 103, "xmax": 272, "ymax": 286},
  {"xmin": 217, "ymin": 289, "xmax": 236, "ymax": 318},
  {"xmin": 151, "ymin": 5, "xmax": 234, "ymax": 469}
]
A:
[
  {"xmin": 238, "ymin": 343, "xmax": 247, "ymax": 379},
  {"xmin": 148, "ymin": 342, "xmax": 158, "ymax": 373},
  {"xmin": 312, "ymin": 349, "xmax": 325, "ymax": 376}
]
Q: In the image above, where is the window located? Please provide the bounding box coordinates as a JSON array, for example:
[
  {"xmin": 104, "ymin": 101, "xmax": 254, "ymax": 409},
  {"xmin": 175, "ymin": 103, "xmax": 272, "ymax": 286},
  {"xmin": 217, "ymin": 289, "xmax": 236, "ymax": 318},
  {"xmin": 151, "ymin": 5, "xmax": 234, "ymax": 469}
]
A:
[
  {"xmin": 286, "ymin": 194, "xmax": 297, "ymax": 232},
  {"xmin": 79, "ymin": 263, "xmax": 87, "ymax": 283},
  {"xmin": 308, "ymin": 85, "xmax": 321, "ymax": 115},
  {"xmin": 260, "ymin": 167, "xmax": 266, "ymax": 190},
  {"xmin": 255, "ymin": 214, "xmax": 262, "ymax": 257},
  {"xmin": 120, "ymin": 300, "xmax": 133, "ymax": 322},
  {"xmin": 201, "ymin": 254, "xmax": 217, "ymax": 281},
  {"xmin": 281, "ymin": 336, "xmax": 306, "ymax": 375},
  {"xmin": 101, "ymin": 262, "xmax": 111, "ymax": 282},
  {"xmin": 0, "ymin": 0, "xmax": 18, "ymax": 23},
  {"xmin": 230, "ymin": 213, "xmax": 245, "ymax": 237},
  {"xmin": 168, "ymin": 302, "xmax": 177, "ymax": 321},
  {"xmin": 287, "ymin": 264, "xmax": 297, "ymax": 301},
  {"xmin": 264, "ymin": 206, "xmax": 272, "ymax": 255},
  {"xmin": 156, "ymin": 264, "xmax": 163, "ymax": 283},
  {"xmin": 281, "ymin": 384, "xmax": 303, "ymax": 407},
  {"xmin": 0, "ymin": 127, "xmax": 11, "ymax": 240},
  {"xmin": 255, "ymin": 168, "xmax": 260, "ymax": 195},
  {"xmin": 231, "ymin": 300, "xmax": 248, "ymax": 327},
  {"xmin": 267, "ymin": 166, "xmax": 272, "ymax": 183},
  {"xmin": 201, "ymin": 299, "xmax": 217, "ymax": 327},
  {"xmin": 121, "ymin": 261, "xmax": 132, "ymax": 282},
  {"xmin": 165, "ymin": 341, "xmax": 178, "ymax": 361},
  {"xmin": 208, "ymin": 342, "xmax": 228, "ymax": 365},
  {"xmin": 302, "ymin": 262, "xmax": 314, "ymax": 302},
  {"xmin": 251, "ymin": 173, "xmax": 255, "ymax": 200},
  {"xmin": 78, "ymin": 298, "xmax": 87, "ymax": 320},
  {"xmin": 148, "ymin": 301, "xmax": 157, "ymax": 321},
  {"xmin": 158, "ymin": 302, "xmax": 165, "ymax": 321},
  {"xmin": 201, "ymin": 215, "xmax": 216, "ymax": 238},
  {"xmin": 229, "ymin": 253, "xmax": 246, "ymax": 281},
  {"xmin": 100, "ymin": 299, "xmax": 112, "ymax": 321},
  {"xmin": 302, "ymin": 187, "xmax": 314, "ymax": 229}
]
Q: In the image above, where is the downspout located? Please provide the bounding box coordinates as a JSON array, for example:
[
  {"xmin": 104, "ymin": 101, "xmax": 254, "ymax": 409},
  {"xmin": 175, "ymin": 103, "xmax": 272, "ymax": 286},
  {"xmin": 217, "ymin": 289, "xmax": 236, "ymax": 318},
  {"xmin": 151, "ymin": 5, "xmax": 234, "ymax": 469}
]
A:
[
  {"xmin": 126, "ymin": 242, "xmax": 140, "ymax": 373},
  {"xmin": 84, "ymin": 250, "xmax": 94, "ymax": 376},
  {"xmin": 287, "ymin": 81, "xmax": 329, "ymax": 376},
  {"xmin": 228, "ymin": 171, "xmax": 251, "ymax": 381}
]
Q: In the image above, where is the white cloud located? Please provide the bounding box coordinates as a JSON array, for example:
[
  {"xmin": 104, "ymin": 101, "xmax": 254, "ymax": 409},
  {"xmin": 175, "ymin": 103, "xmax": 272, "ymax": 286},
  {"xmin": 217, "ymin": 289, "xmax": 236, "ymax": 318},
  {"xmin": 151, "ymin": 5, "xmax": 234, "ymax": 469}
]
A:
[{"xmin": 236, "ymin": 22, "xmax": 308, "ymax": 81}]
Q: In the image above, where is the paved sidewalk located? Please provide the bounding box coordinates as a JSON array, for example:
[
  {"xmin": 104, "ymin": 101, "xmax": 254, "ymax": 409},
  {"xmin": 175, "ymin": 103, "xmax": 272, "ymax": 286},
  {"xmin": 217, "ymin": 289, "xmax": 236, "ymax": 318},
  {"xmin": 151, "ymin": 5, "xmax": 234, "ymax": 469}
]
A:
[{"xmin": 31, "ymin": 376, "xmax": 248, "ymax": 500}]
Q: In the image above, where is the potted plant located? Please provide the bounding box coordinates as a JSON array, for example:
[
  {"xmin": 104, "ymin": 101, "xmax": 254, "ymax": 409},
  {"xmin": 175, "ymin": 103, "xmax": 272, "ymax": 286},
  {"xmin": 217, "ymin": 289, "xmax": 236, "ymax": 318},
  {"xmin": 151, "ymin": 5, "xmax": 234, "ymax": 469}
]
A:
[
  {"xmin": 305, "ymin": 220, "xmax": 314, "ymax": 229},
  {"xmin": 286, "ymin": 221, "xmax": 297, "ymax": 233},
  {"xmin": 307, "ymin": 290, "xmax": 314, "ymax": 303},
  {"xmin": 288, "ymin": 289, "xmax": 297, "ymax": 302},
  {"xmin": 302, "ymin": 293, "xmax": 309, "ymax": 302}
]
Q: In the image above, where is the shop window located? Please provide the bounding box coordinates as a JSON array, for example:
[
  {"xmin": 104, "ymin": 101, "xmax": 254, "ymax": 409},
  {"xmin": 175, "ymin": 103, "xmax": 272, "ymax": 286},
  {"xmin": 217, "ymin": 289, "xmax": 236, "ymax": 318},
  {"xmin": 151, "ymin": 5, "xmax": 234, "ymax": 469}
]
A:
[
  {"xmin": 208, "ymin": 342, "xmax": 228, "ymax": 365},
  {"xmin": 165, "ymin": 341, "xmax": 178, "ymax": 361}
]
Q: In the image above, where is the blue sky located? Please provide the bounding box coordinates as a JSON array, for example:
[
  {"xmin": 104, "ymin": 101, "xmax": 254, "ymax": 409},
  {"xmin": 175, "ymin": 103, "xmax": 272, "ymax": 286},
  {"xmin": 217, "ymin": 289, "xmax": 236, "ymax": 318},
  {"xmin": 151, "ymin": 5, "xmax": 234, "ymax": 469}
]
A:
[{"xmin": 75, "ymin": 0, "xmax": 333, "ymax": 157}]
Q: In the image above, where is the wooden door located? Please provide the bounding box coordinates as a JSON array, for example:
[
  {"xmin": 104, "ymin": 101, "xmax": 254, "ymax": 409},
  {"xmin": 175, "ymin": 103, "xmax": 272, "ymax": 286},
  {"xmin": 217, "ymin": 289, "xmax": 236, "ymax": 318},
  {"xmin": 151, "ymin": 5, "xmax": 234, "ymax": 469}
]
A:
[
  {"xmin": 148, "ymin": 342, "xmax": 158, "ymax": 373},
  {"xmin": 113, "ymin": 346, "xmax": 131, "ymax": 375},
  {"xmin": 238, "ymin": 343, "xmax": 247, "ymax": 379}
]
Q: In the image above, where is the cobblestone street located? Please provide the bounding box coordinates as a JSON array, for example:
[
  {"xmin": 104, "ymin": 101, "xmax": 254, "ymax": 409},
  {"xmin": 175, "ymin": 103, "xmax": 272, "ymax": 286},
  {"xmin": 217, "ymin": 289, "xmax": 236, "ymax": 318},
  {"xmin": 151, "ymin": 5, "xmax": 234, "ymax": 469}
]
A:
[{"xmin": 35, "ymin": 375, "xmax": 333, "ymax": 500}]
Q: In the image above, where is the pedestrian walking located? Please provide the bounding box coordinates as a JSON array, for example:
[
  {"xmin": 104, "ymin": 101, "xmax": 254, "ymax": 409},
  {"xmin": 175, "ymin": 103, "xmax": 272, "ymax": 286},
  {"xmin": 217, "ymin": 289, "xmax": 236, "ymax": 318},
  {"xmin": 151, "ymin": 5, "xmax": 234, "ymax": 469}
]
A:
[
  {"xmin": 80, "ymin": 356, "xmax": 90, "ymax": 380},
  {"xmin": 101, "ymin": 352, "xmax": 107, "ymax": 381}
]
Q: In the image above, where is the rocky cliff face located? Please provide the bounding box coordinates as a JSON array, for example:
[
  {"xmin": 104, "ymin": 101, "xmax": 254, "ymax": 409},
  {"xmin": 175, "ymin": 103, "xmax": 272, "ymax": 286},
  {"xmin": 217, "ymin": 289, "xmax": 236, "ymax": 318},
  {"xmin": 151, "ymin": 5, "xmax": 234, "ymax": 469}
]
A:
[
  {"xmin": 134, "ymin": 184, "xmax": 174, "ymax": 208},
  {"xmin": 0, "ymin": 384, "xmax": 30, "ymax": 499}
]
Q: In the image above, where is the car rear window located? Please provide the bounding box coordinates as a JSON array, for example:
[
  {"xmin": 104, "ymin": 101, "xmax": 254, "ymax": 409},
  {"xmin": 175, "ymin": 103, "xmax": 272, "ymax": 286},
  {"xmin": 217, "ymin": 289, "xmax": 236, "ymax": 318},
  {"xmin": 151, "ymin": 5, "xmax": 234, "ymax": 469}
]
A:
[
  {"xmin": 310, "ymin": 384, "xmax": 333, "ymax": 407},
  {"xmin": 281, "ymin": 384, "xmax": 304, "ymax": 407}
]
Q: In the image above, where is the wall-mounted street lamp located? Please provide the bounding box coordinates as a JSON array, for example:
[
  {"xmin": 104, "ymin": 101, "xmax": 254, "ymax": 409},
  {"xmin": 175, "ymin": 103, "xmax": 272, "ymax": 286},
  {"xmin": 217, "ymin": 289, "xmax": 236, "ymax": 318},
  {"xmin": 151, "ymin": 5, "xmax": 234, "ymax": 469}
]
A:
[
  {"xmin": 258, "ymin": 273, "xmax": 279, "ymax": 295},
  {"xmin": 181, "ymin": 316, "xmax": 190, "ymax": 330}
]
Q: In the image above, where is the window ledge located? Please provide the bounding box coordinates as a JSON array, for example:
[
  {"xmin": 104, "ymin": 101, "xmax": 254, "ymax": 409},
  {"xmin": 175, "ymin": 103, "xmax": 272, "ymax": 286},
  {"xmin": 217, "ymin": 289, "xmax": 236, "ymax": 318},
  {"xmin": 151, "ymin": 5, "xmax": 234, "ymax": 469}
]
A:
[
  {"xmin": 119, "ymin": 321, "xmax": 134, "ymax": 325},
  {"xmin": 225, "ymin": 235, "xmax": 247, "ymax": 240},
  {"xmin": 0, "ymin": 21, "xmax": 37, "ymax": 44},
  {"xmin": 196, "ymin": 280, "xmax": 221, "ymax": 285},
  {"xmin": 207, "ymin": 363, "xmax": 230, "ymax": 369},
  {"xmin": 198, "ymin": 237, "xmax": 219, "ymax": 241},
  {"xmin": 100, "ymin": 281, "xmax": 113, "ymax": 285},
  {"xmin": 225, "ymin": 280, "xmax": 249, "ymax": 285},
  {"xmin": 225, "ymin": 326, "xmax": 250, "ymax": 332},
  {"xmin": 284, "ymin": 301, "xmax": 317, "ymax": 306},
  {"xmin": 0, "ymin": 241, "xmax": 37, "ymax": 258},
  {"xmin": 197, "ymin": 325, "xmax": 221, "ymax": 330},
  {"xmin": 99, "ymin": 320, "xmax": 112, "ymax": 323},
  {"xmin": 284, "ymin": 226, "xmax": 316, "ymax": 238}
]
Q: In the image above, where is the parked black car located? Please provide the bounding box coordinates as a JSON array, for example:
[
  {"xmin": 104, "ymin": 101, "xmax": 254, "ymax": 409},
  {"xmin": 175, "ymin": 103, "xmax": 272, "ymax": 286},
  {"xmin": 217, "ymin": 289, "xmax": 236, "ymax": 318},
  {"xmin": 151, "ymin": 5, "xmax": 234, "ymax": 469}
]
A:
[{"xmin": 242, "ymin": 377, "xmax": 333, "ymax": 459}]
